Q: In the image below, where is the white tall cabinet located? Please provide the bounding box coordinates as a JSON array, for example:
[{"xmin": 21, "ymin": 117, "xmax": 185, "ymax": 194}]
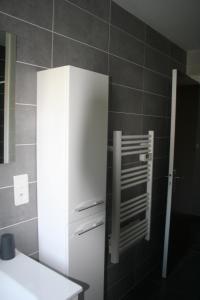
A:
[{"xmin": 37, "ymin": 66, "xmax": 109, "ymax": 300}]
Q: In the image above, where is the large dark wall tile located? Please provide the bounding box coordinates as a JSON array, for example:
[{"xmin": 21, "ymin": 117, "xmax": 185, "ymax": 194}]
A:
[
  {"xmin": 146, "ymin": 26, "xmax": 171, "ymax": 56},
  {"xmin": 15, "ymin": 105, "xmax": 36, "ymax": 144},
  {"xmin": 145, "ymin": 46, "xmax": 170, "ymax": 76},
  {"xmin": 0, "ymin": 218, "xmax": 38, "ymax": 255},
  {"xmin": 171, "ymin": 42, "xmax": 187, "ymax": 65},
  {"xmin": 0, "ymin": 13, "xmax": 52, "ymax": 67},
  {"xmin": 0, "ymin": 0, "xmax": 53, "ymax": 29},
  {"xmin": 143, "ymin": 69, "xmax": 171, "ymax": 97},
  {"xmin": 153, "ymin": 157, "xmax": 169, "ymax": 179},
  {"xmin": 109, "ymin": 55, "xmax": 143, "ymax": 89},
  {"xmin": 109, "ymin": 84, "xmax": 143, "ymax": 114},
  {"xmin": 111, "ymin": 2, "xmax": 146, "ymax": 41},
  {"xmin": 67, "ymin": 0, "xmax": 110, "ymax": 21},
  {"xmin": 154, "ymin": 137, "xmax": 170, "ymax": 158},
  {"xmin": 151, "ymin": 177, "xmax": 168, "ymax": 218},
  {"xmin": 0, "ymin": 146, "xmax": 36, "ymax": 188},
  {"xmin": 110, "ymin": 26, "xmax": 145, "ymax": 65},
  {"xmin": 143, "ymin": 93, "xmax": 171, "ymax": 117},
  {"xmin": 15, "ymin": 63, "xmax": 42, "ymax": 104},
  {"xmin": 108, "ymin": 112, "xmax": 143, "ymax": 139},
  {"xmin": 53, "ymin": 34, "xmax": 108, "ymax": 74},
  {"xmin": 54, "ymin": 0, "xmax": 109, "ymax": 51},
  {"xmin": 0, "ymin": 183, "xmax": 37, "ymax": 228},
  {"xmin": 143, "ymin": 115, "xmax": 170, "ymax": 137}
]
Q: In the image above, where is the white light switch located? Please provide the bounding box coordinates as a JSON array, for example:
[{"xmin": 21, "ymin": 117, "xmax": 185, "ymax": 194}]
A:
[{"xmin": 13, "ymin": 174, "xmax": 29, "ymax": 206}]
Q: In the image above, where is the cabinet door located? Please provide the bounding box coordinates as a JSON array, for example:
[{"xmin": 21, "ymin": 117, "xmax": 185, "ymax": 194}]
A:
[
  {"xmin": 68, "ymin": 212, "xmax": 105, "ymax": 300},
  {"xmin": 68, "ymin": 66, "xmax": 108, "ymax": 223}
]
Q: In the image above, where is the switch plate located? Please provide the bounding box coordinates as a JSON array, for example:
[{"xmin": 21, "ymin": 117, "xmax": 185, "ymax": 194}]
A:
[{"xmin": 13, "ymin": 174, "xmax": 29, "ymax": 206}]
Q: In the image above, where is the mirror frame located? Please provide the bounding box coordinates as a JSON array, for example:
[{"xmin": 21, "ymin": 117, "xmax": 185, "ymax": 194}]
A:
[{"xmin": 1, "ymin": 32, "xmax": 16, "ymax": 164}]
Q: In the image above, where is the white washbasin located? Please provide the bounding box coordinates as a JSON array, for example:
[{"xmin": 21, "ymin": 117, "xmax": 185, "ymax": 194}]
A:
[
  {"xmin": 0, "ymin": 251, "xmax": 82, "ymax": 300},
  {"xmin": 0, "ymin": 270, "xmax": 37, "ymax": 300}
]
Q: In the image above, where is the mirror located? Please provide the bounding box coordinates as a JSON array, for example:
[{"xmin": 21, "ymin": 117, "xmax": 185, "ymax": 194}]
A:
[{"xmin": 0, "ymin": 31, "xmax": 16, "ymax": 164}]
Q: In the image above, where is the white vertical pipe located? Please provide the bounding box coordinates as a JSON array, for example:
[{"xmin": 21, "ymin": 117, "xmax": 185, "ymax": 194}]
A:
[
  {"xmin": 162, "ymin": 69, "xmax": 178, "ymax": 278},
  {"xmin": 110, "ymin": 131, "xmax": 122, "ymax": 264},
  {"xmin": 145, "ymin": 130, "xmax": 154, "ymax": 241}
]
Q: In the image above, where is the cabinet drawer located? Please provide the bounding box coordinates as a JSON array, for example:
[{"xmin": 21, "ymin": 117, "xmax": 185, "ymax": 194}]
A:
[{"xmin": 68, "ymin": 212, "xmax": 105, "ymax": 300}]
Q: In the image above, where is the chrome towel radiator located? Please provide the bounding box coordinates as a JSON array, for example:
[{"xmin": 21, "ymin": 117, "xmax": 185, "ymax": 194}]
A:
[{"xmin": 109, "ymin": 131, "xmax": 154, "ymax": 264}]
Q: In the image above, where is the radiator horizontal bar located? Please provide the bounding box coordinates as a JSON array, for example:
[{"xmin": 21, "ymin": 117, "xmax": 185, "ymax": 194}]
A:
[
  {"xmin": 121, "ymin": 179, "xmax": 148, "ymax": 190},
  {"xmin": 120, "ymin": 203, "xmax": 147, "ymax": 220},
  {"xmin": 122, "ymin": 134, "xmax": 149, "ymax": 140},
  {"xmin": 121, "ymin": 194, "xmax": 148, "ymax": 208},
  {"xmin": 121, "ymin": 164, "xmax": 148, "ymax": 174},
  {"xmin": 120, "ymin": 197, "xmax": 147, "ymax": 214},
  {"xmin": 121, "ymin": 174, "xmax": 148, "ymax": 186},
  {"xmin": 121, "ymin": 169, "xmax": 148, "ymax": 180},
  {"xmin": 120, "ymin": 207, "xmax": 147, "ymax": 222},
  {"xmin": 122, "ymin": 149, "xmax": 149, "ymax": 156},
  {"xmin": 120, "ymin": 222, "xmax": 147, "ymax": 244},
  {"xmin": 122, "ymin": 145, "xmax": 149, "ymax": 151},
  {"xmin": 120, "ymin": 219, "xmax": 147, "ymax": 237},
  {"xmin": 120, "ymin": 231, "xmax": 146, "ymax": 252},
  {"xmin": 122, "ymin": 140, "xmax": 149, "ymax": 145},
  {"xmin": 120, "ymin": 228, "xmax": 147, "ymax": 248},
  {"xmin": 120, "ymin": 201, "xmax": 147, "ymax": 217}
]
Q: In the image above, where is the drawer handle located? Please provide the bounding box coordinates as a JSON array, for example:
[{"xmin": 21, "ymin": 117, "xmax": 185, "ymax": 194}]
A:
[
  {"xmin": 76, "ymin": 221, "xmax": 104, "ymax": 236},
  {"xmin": 75, "ymin": 200, "xmax": 104, "ymax": 212}
]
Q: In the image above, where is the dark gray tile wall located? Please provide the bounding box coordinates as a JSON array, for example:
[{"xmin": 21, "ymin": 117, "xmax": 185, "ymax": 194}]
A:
[
  {"xmin": 54, "ymin": 0, "xmax": 109, "ymax": 51},
  {"xmin": 0, "ymin": 0, "xmax": 186, "ymax": 298}
]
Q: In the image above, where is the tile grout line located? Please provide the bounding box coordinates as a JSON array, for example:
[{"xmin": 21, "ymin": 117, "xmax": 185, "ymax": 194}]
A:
[
  {"xmin": 53, "ymin": 30, "xmax": 108, "ymax": 54},
  {"xmin": 111, "ymin": 23, "xmax": 145, "ymax": 46},
  {"xmin": 110, "ymin": 53, "xmax": 171, "ymax": 80},
  {"xmin": 63, "ymin": 0, "xmax": 186, "ymax": 68},
  {"xmin": 16, "ymin": 60, "xmax": 48, "ymax": 70},
  {"xmin": 0, "ymin": 185, "xmax": 13, "ymax": 190},
  {"xmin": 12, "ymin": 28, "xmax": 181, "ymax": 80},
  {"xmin": 52, "ymin": 25, "xmax": 175, "ymax": 80},
  {"xmin": 0, "ymin": 9, "xmax": 185, "ymax": 68},
  {"xmin": 0, "ymin": 10, "xmax": 109, "ymax": 57},
  {"xmin": 0, "ymin": 217, "xmax": 38, "ymax": 232},
  {"xmin": 63, "ymin": 0, "xmax": 109, "ymax": 25},
  {"xmin": 110, "ymin": 23, "xmax": 186, "ymax": 67},
  {"xmin": 109, "ymin": 110, "xmax": 170, "ymax": 119},
  {"xmin": 54, "ymin": 28, "xmax": 174, "ymax": 80},
  {"xmin": 0, "ymin": 10, "xmax": 52, "ymax": 33},
  {"xmin": 0, "ymin": 181, "xmax": 37, "ymax": 191},
  {"xmin": 111, "ymin": 82, "xmax": 170, "ymax": 99},
  {"xmin": 1, "ymin": 9, "xmax": 183, "ymax": 78}
]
